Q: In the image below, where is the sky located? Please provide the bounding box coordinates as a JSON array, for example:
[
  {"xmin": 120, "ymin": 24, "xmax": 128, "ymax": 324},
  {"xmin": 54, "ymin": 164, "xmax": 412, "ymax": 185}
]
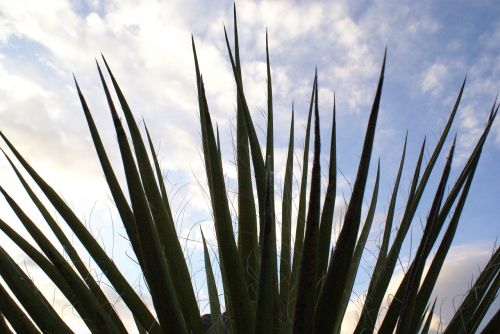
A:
[{"xmin": 0, "ymin": 0, "xmax": 498, "ymax": 332}]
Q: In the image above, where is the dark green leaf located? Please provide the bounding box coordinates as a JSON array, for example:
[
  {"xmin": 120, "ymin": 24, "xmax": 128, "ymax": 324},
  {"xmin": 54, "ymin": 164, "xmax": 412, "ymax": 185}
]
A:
[
  {"xmin": 0, "ymin": 135, "xmax": 161, "ymax": 333},
  {"xmin": 420, "ymin": 299, "xmax": 437, "ymax": 334},
  {"xmin": 293, "ymin": 74, "xmax": 321, "ymax": 334},
  {"xmin": 0, "ymin": 282, "xmax": 39, "ymax": 334},
  {"xmin": 0, "ymin": 246, "xmax": 73, "ymax": 333},
  {"xmin": 317, "ymin": 96, "xmax": 337, "ymax": 279},
  {"xmin": 97, "ymin": 61, "xmax": 188, "ymax": 333},
  {"xmin": 193, "ymin": 39, "xmax": 254, "ymax": 334},
  {"xmin": 100, "ymin": 58, "xmax": 201, "ymax": 333},
  {"xmin": 314, "ymin": 49, "xmax": 386, "ymax": 334},
  {"xmin": 333, "ymin": 160, "xmax": 380, "ymax": 334},
  {"xmin": 255, "ymin": 163, "xmax": 276, "ymax": 334},
  {"xmin": 279, "ymin": 107, "xmax": 294, "ymax": 328},
  {"xmin": 356, "ymin": 77, "xmax": 467, "ymax": 333},
  {"xmin": 287, "ymin": 73, "xmax": 316, "ymax": 324},
  {"xmin": 201, "ymin": 230, "xmax": 224, "ymax": 334}
]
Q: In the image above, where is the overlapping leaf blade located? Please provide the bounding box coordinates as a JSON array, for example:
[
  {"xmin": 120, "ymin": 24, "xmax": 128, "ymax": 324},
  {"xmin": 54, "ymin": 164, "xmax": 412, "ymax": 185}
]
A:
[
  {"xmin": 74, "ymin": 77, "xmax": 144, "ymax": 272},
  {"xmin": 97, "ymin": 62, "xmax": 188, "ymax": 333},
  {"xmin": 317, "ymin": 98, "xmax": 337, "ymax": 280},
  {"xmin": 293, "ymin": 74, "xmax": 321, "ymax": 334},
  {"xmin": 314, "ymin": 49, "xmax": 386, "ymax": 334},
  {"xmin": 333, "ymin": 160, "xmax": 381, "ymax": 334},
  {"xmin": 0, "ymin": 10, "xmax": 497, "ymax": 334},
  {"xmin": 279, "ymin": 108, "xmax": 294, "ymax": 327},
  {"xmin": 201, "ymin": 231, "xmax": 224, "ymax": 334},
  {"xmin": 0, "ymin": 281, "xmax": 39, "ymax": 333},
  {"xmin": 0, "ymin": 247, "xmax": 73, "ymax": 333},
  {"xmin": 1, "ymin": 147, "xmax": 127, "ymax": 333},
  {"xmin": 420, "ymin": 299, "xmax": 437, "ymax": 334},
  {"xmin": 0, "ymin": 188, "xmax": 123, "ymax": 333},
  {"xmin": 0, "ymin": 130, "xmax": 161, "ymax": 333},
  {"xmin": 100, "ymin": 58, "xmax": 201, "ymax": 333},
  {"xmin": 235, "ymin": 16, "xmax": 259, "ymax": 303},
  {"xmin": 287, "ymin": 74, "xmax": 316, "ymax": 328},
  {"xmin": 192, "ymin": 38, "xmax": 254, "ymax": 334},
  {"xmin": 255, "ymin": 160, "xmax": 276, "ymax": 333},
  {"xmin": 444, "ymin": 247, "xmax": 500, "ymax": 333},
  {"xmin": 355, "ymin": 78, "xmax": 468, "ymax": 333}
]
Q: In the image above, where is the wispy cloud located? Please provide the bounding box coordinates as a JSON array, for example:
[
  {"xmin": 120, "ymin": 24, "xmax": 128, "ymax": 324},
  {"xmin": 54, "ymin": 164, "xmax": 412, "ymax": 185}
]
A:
[
  {"xmin": 0, "ymin": 0, "xmax": 498, "ymax": 331},
  {"xmin": 421, "ymin": 62, "xmax": 449, "ymax": 96}
]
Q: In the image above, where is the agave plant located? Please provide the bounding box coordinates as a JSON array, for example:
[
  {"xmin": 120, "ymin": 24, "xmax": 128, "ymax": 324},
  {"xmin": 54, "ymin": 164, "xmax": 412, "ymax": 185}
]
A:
[{"xmin": 0, "ymin": 7, "xmax": 498, "ymax": 334}]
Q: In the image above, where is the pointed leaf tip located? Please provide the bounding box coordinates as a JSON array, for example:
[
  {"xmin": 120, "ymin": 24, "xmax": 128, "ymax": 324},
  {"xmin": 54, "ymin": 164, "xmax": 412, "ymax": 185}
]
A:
[
  {"xmin": 73, "ymin": 75, "xmax": 80, "ymax": 90},
  {"xmin": 381, "ymin": 48, "xmax": 387, "ymax": 75},
  {"xmin": 461, "ymin": 75, "xmax": 467, "ymax": 89}
]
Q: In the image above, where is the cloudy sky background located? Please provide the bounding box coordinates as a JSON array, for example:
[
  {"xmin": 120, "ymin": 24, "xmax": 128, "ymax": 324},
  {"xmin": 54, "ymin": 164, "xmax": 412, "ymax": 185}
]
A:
[{"xmin": 0, "ymin": 0, "xmax": 498, "ymax": 332}]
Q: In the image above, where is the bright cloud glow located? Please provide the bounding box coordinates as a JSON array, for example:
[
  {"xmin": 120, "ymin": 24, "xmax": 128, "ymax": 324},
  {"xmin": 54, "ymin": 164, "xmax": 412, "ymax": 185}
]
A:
[{"xmin": 0, "ymin": 0, "xmax": 498, "ymax": 332}]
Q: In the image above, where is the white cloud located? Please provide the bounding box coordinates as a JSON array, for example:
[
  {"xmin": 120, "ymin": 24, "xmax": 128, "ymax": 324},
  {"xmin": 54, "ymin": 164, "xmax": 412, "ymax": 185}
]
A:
[
  {"xmin": 0, "ymin": 0, "xmax": 498, "ymax": 331},
  {"xmin": 407, "ymin": 15, "xmax": 440, "ymax": 34},
  {"xmin": 421, "ymin": 62, "xmax": 449, "ymax": 95}
]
